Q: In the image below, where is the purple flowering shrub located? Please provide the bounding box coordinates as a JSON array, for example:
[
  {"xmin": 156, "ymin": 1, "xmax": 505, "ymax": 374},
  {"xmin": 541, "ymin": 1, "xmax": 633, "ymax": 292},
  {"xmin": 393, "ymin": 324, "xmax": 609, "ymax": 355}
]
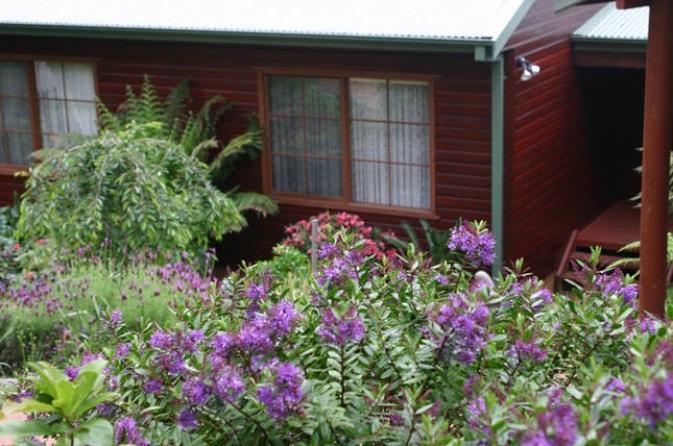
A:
[{"xmin": 5, "ymin": 218, "xmax": 673, "ymax": 445}]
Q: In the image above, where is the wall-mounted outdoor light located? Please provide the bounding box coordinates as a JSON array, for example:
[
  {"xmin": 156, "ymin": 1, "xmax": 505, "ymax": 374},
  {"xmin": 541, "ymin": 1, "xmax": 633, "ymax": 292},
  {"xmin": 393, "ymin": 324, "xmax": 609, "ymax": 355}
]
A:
[{"xmin": 516, "ymin": 56, "xmax": 541, "ymax": 82}]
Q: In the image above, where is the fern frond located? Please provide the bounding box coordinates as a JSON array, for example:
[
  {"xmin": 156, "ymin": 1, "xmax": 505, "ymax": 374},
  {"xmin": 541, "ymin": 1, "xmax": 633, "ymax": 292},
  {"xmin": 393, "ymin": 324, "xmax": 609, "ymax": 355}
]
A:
[
  {"xmin": 230, "ymin": 192, "xmax": 278, "ymax": 217},
  {"xmin": 208, "ymin": 130, "xmax": 262, "ymax": 175},
  {"xmin": 163, "ymin": 79, "xmax": 190, "ymax": 132},
  {"xmin": 191, "ymin": 138, "xmax": 219, "ymax": 161},
  {"xmin": 96, "ymin": 100, "xmax": 121, "ymax": 131}
]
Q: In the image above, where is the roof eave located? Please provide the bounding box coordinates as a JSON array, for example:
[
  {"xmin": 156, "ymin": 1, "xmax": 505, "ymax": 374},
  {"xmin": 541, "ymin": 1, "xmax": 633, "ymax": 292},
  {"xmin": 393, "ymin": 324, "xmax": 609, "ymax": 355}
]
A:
[
  {"xmin": 555, "ymin": 0, "xmax": 609, "ymax": 12},
  {"xmin": 0, "ymin": 23, "xmax": 493, "ymax": 54},
  {"xmin": 572, "ymin": 35, "xmax": 647, "ymax": 52}
]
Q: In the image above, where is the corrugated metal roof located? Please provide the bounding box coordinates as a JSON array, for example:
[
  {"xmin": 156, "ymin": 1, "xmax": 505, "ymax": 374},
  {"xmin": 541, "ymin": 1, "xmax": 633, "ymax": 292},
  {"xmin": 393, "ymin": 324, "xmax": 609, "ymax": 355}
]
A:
[
  {"xmin": 0, "ymin": 0, "xmax": 529, "ymax": 45},
  {"xmin": 573, "ymin": 3, "xmax": 648, "ymax": 42}
]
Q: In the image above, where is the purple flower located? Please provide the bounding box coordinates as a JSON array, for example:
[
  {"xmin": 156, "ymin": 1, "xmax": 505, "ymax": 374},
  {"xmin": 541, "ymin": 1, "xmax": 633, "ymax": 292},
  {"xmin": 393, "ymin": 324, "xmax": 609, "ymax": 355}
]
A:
[
  {"xmin": 620, "ymin": 372, "xmax": 673, "ymax": 427},
  {"xmin": 182, "ymin": 378, "xmax": 210, "ymax": 405},
  {"xmin": 246, "ymin": 283, "xmax": 268, "ymax": 301},
  {"xmin": 532, "ymin": 288, "xmax": 553, "ymax": 306},
  {"xmin": 65, "ymin": 366, "xmax": 80, "ymax": 381},
  {"xmin": 316, "ymin": 306, "xmax": 365, "ymax": 346},
  {"xmin": 257, "ymin": 362, "xmax": 304, "ymax": 420},
  {"xmin": 177, "ymin": 408, "xmax": 199, "ymax": 431},
  {"xmin": 510, "ymin": 339, "xmax": 547, "ymax": 363},
  {"xmin": 213, "ymin": 366, "xmax": 245, "ymax": 402},
  {"xmin": 184, "ymin": 329, "xmax": 205, "ymax": 353},
  {"xmin": 237, "ymin": 316, "xmax": 274, "ymax": 352},
  {"xmin": 157, "ymin": 352, "xmax": 185, "ymax": 375},
  {"xmin": 318, "ymin": 257, "xmax": 357, "ymax": 286},
  {"xmin": 317, "ymin": 242, "xmax": 338, "ymax": 259},
  {"xmin": 606, "ymin": 377, "xmax": 625, "ymax": 394},
  {"xmin": 109, "ymin": 309, "xmax": 122, "ymax": 327},
  {"xmin": 143, "ymin": 379, "xmax": 163, "ymax": 394},
  {"xmin": 268, "ymin": 300, "xmax": 300, "ymax": 337},
  {"xmin": 149, "ymin": 331, "xmax": 174, "ymax": 350},
  {"xmin": 435, "ymin": 274, "xmax": 450, "ymax": 286},
  {"xmin": 114, "ymin": 417, "xmax": 149, "ymax": 446},
  {"xmin": 466, "ymin": 397, "xmax": 491, "ymax": 437},
  {"xmin": 211, "ymin": 332, "xmax": 235, "ymax": 358},
  {"xmin": 522, "ymin": 403, "xmax": 577, "ymax": 446},
  {"xmin": 448, "ymin": 223, "xmax": 495, "ymax": 267},
  {"xmin": 594, "ymin": 270, "xmax": 639, "ymax": 305},
  {"xmin": 115, "ymin": 343, "xmax": 131, "ymax": 359},
  {"xmin": 432, "ymin": 294, "xmax": 489, "ymax": 365}
]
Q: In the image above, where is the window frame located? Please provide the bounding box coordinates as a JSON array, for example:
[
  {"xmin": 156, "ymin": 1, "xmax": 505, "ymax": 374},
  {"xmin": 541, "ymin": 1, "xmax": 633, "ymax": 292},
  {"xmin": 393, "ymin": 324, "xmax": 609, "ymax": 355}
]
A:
[
  {"xmin": 0, "ymin": 54, "xmax": 99, "ymax": 174},
  {"xmin": 258, "ymin": 68, "xmax": 437, "ymax": 219}
]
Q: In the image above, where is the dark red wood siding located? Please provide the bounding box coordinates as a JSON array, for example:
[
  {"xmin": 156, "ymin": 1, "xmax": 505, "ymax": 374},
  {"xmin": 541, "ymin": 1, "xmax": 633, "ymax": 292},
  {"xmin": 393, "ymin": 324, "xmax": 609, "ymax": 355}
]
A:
[
  {"xmin": 0, "ymin": 36, "xmax": 492, "ymax": 264},
  {"xmin": 503, "ymin": 0, "xmax": 605, "ymax": 273}
]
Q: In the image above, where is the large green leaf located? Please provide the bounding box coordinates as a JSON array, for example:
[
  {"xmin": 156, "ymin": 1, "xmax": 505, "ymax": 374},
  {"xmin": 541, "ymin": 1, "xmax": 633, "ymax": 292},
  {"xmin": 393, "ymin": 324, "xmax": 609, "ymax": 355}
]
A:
[
  {"xmin": 2, "ymin": 398, "xmax": 56, "ymax": 416},
  {"xmin": 0, "ymin": 419, "xmax": 54, "ymax": 437},
  {"xmin": 74, "ymin": 418, "xmax": 114, "ymax": 446}
]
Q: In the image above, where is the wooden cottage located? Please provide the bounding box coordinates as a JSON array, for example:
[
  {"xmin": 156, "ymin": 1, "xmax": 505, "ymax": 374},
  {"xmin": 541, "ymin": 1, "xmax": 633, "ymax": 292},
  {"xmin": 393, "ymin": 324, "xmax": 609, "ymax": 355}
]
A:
[{"xmin": 0, "ymin": 0, "xmax": 608, "ymax": 275}]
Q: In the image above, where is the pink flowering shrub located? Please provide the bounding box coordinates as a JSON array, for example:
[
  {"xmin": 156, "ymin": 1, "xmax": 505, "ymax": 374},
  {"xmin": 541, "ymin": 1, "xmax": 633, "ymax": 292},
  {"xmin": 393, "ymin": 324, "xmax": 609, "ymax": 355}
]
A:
[
  {"xmin": 3, "ymin": 217, "xmax": 673, "ymax": 445},
  {"xmin": 282, "ymin": 211, "xmax": 397, "ymax": 260}
]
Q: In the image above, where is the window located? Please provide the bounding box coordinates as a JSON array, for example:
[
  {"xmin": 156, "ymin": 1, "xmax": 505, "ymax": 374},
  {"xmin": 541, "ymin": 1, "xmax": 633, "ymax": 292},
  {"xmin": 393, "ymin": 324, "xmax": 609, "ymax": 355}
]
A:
[
  {"xmin": 0, "ymin": 60, "xmax": 97, "ymax": 167},
  {"xmin": 265, "ymin": 73, "xmax": 432, "ymax": 212}
]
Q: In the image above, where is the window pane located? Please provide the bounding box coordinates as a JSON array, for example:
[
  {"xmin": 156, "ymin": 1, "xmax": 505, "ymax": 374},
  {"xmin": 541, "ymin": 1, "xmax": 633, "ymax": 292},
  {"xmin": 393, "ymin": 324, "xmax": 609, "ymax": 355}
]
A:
[
  {"xmin": 271, "ymin": 117, "xmax": 304, "ymax": 154},
  {"xmin": 390, "ymin": 165, "xmax": 430, "ymax": 209},
  {"xmin": 0, "ymin": 62, "xmax": 29, "ymax": 97},
  {"xmin": 352, "ymin": 161, "xmax": 388, "ymax": 205},
  {"xmin": 306, "ymin": 118, "xmax": 341, "ymax": 157},
  {"xmin": 349, "ymin": 79, "xmax": 386, "ymax": 120},
  {"xmin": 272, "ymin": 155, "xmax": 306, "ymax": 194},
  {"xmin": 67, "ymin": 102, "xmax": 97, "ymax": 135},
  {"xmin": 389, "ymin": 81, "xmax": 429, "ymax": 123},
  {"xmin": 42, "ymin": 134, "xmax": 66, "ymax": 149},
  {"xmin": 2, "ymin": 98, "xmax": 32, "ymax": 131},
  {"xmin": 351, "ymin": 121, "xmax": 387, "ymax": 161},
  {"xmin": 305, "ymin": 78, "xmax": 340, "ymax": 118},
  {"xmin": 308, "ymin": 159, "xmax": 342, "ymax": 197},
  {"xmin": 39, "ymin": 99, "xmax": 68, "ymax": 134},
  {"xmin": 63, "ymin": 63, "xmax": 96, "ymax": 100},
  {"xmin": 0, "ymin": 132, "xmax": 32, "ymax": 165},
  {"xmin": 390, "ymin": 124, "xmax": 429, "ymax": 165},
  {"xmin": 269, "ymin": 76, "xmax": 303, "ymax": 115},
  {"xmin": 35, "ymin": 62, "xmax": 66, "ymax": 99}
]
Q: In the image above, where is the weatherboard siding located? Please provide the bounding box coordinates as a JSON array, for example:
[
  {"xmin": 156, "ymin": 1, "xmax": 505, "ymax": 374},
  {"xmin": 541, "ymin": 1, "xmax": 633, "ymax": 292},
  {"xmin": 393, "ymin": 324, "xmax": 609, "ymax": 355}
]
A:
[
  {"xmin": 0, "ymin": 36, "xmax": 492, "ymax": 265},
  {"xmin": 504, "ymin": 0, "xmax": 604, "ymax": 273}
]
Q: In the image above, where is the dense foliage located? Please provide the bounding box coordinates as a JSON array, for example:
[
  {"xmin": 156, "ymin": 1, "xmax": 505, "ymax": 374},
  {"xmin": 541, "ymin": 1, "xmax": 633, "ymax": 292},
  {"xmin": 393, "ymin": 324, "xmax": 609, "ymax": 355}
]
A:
[
  {"xmin": 16, "ymin": 122, "xmax": 245, "ymax": 262},
  {"xmin": 100, "ymin": 76, "xmax": 278, "ymax": 218},
  {"xmin": 3, "ymin": 220, "xmax": 673, "ymax": 445}
]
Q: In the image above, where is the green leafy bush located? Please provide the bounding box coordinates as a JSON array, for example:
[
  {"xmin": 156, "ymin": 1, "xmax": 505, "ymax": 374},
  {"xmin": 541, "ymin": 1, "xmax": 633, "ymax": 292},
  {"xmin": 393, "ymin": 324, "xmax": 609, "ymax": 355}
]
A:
[
  {"xmin": 8, "ymin": 219, "xmax": 669, "ymax": 445},
  {"xmin": 16, "ymin": 122, "xmax": 246, "ymax": 262}
]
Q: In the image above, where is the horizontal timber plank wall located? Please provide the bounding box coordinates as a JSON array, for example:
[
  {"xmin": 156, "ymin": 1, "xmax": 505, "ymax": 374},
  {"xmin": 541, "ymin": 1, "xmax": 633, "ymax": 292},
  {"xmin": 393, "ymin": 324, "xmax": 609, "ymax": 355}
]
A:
[
  {"xmin": 503, "ymin": 0, "xmax": 604, "ymax": 273},
  {"xmin": 0, "ymin": 36, "xmax": 492, "ymax": 265}
]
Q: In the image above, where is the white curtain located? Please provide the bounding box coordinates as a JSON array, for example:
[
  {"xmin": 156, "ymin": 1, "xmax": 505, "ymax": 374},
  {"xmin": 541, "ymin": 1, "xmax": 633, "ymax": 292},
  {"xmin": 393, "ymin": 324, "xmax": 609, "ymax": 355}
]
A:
[
  {"xmin": 35, "ymin": 61, "xmax": 97, "ymax": 148},
  {"xmin": 0, "ymin": 61, "xmax": 33, "ymax": 164},
  {"xmin": 269, "ymin": 75, "xmax": 342, "ymax": 197},
  {"xmin": 350, "ymin": 79, "xmax": 430, "ymax": 209}
]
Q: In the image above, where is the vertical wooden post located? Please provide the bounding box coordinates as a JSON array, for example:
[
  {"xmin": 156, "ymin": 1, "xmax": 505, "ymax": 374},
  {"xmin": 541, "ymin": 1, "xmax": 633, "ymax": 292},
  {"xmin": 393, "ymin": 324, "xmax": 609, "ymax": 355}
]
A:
[
  {"xmin": 639, "ymin": 0, "xmax": 673, "ymax": 318},
  {"xmin": 310, "ymin": 218, "xmax": 319, "ymax": 275}
]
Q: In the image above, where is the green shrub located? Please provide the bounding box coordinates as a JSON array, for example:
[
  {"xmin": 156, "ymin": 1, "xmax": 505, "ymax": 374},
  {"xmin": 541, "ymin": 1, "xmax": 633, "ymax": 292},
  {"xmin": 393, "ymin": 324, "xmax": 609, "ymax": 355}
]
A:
[{"xmin": 16, "ymin": 122, "xmax": 246, "ymax": 263}]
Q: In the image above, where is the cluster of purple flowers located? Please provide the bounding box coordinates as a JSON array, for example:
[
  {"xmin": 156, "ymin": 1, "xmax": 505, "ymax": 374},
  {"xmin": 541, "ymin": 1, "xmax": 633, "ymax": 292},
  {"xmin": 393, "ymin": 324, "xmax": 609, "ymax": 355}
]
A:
[
  {"xmin": 317, "ymin": 256, "xmax": 358, "ymax": 286},
  {"xmin": 594, "ymin": 269, "xmax": 639, "ymax": 305},
  {"xmin": 447, "ymin": 223, "xmax": 496, "ymax": 268},
  {"xmin": 466, "ymin": 396, "xmax": 491, "ymax": 437},
  {"xmin": 433, "ymin": 293, "xmax": 490, "ymax": 364},
  {"xmin": 521, "ymin": 403, "xmax": 578, "ymax": 446},
  {"xmin": 3, "ymin": 277, "xmax": 60, "ymax": 313},
  {"xmin": 257, "ymin": 362, "xmax": 305, "ymax": 420},
  {"xmin": 509, "ymin": 339, "xmax": 548, "ymax": 363},
  {"xmin": 149, "ymin": 329, "xmax": 206, "ymax": 375},
  {"xmin": 155, "ymin": 261, "xmax": 211, "ymax": 301},
  {"xmin": 316, "ymin": 306, "xmax": 366, "ymax": 346},
  {"xmin": 620, "ymin": 372, "xmax": 673, "ymax": 427},
  {"xmin": 64, "ymin": 352, "xmax": 104, "ymax": 381},
  {"xmin": 114, "ymin": 417, "xmax": 149, "ymax": 446}
]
